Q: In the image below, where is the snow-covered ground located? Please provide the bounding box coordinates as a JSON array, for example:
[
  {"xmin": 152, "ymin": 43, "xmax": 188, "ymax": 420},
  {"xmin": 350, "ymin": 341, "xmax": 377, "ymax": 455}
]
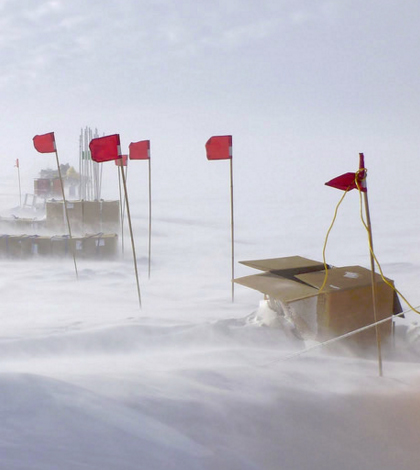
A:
[{"xmin": 1, "ymin": 159, "xmax": 420, "ymax": 470}]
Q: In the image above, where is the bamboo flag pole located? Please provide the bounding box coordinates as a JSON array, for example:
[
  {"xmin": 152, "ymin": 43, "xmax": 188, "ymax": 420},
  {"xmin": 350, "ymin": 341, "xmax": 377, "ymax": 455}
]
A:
[
  {"xmin": 128, "ymin": 140, "xmax": 152, "ymax": 278},
  {"xmin": 90, "ymin": 134, "xmax": 142, "ymax": 309},
  {"xmin": 117, "ymin": 164, "xmax": 125, "ymax": 255},
  {"xmin": 359, "ymin": 153, "xmax": 383, "ymax": 377},
  {"xmin": 78, "ymin": 131, "xmax": 82, "ymax": 199},
  {"xmin": 147, "ymin": 157, "xmax": 152, "ymax": 279},
  {"xmin": 122, "ymin": 160, "xmax": 128, "ymax": 222},
  {"xmin": 364, "ymin": 190, "xmax": 383, "ymax": 376},
  {"xmin": 205, "ymin": 135, "xmax": 234, "ymax": 301},
  {"xmin": 120, "ymin": 164, "xmax": 142, "ymax": 309},
  {"xmin": 230, "ymin": 157, "xmax": 235, "ymax": 302},
  {"xmin": 117, "ymin": 157, "xmax": 129, "ymax": 255},
  {"xmin": 33, "ymin": 132, "xmax": 78, "ymax": 279},
  {"xmin": 325, "ymin": 152, "xmax": 383, "ymax": 376},
  {"xmin": 55, "ymin": 149, "xmax": 79, "ymax": 280}
]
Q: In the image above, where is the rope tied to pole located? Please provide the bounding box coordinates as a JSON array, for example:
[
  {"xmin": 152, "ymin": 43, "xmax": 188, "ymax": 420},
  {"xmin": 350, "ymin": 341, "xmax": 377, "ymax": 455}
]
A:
[{"xmin": 321, "ymin": 162, "xmax": 420, "ymax": 315}]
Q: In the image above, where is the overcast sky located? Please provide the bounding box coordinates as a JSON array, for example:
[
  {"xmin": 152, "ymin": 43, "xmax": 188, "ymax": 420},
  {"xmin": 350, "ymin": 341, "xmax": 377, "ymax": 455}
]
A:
[{"xmin": 1, "ymin": 0, "xmax": 420, "ymax": 203}]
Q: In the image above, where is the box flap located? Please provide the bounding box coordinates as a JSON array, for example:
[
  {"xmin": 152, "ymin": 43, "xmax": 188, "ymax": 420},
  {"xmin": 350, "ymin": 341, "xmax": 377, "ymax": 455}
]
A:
[
  {"xmin": 239, "ymin": 256, "xmax": 325, "ymax": 277},
  {"xmin": 234, "ymin": 272, "xmax": 319, "ymax": 302},
  {"xmin": 296, "ymin": 266, "xmax": 387, "ymax": 292}
]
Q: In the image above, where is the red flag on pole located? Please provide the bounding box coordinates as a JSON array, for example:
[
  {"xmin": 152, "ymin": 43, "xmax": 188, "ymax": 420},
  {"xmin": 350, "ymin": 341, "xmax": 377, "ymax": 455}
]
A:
[
  {"xmin": 89, "ymin": 134, "xmax": 121, "ymax": 163},
  {"xmin": 205, "ymin": 135, "xmax": 232, "ymax": 160},
  {"xmin": 115, "ymin": 155, "xmax": 128, "ymax": 166},
  {"xmin": 129, "ymin": 140, "xmax": 150, "ymax": 160},
  {"xmin": 325, "ymin": 153, "xmax": 366, "ymax": 192},
  {"xmin": 205, "ymin": 134, "xmax": 235, "ymax": 301},
  {"xmin": 15, "ymin": 159, "xmax": 19, "ymax": 168},
  {"xmin": 33, "ymin": 132, "xmax": 56, "ymax": 153}
]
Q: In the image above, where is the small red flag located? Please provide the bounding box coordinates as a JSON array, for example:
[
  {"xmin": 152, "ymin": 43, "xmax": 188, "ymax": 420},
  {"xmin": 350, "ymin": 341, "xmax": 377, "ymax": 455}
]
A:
[
  {"xmin": 325, "ymin": 153, "xmax": 367, "ymax": 192},
  {"xmin": 115, "ymin": 155, "xmax": 128, "ymax": 166},
  {"xmin": 15, "ymin": 159, "xmax": 19, "ymax": 168},
  {"xmin": 89, "ymin": 134, "xmax": 121, "ymax": 163},
  {"xmin": 33, "ymin": 132, "xmax": 56, "ymax": 153},
  {"xmin": 205, "ymin": 135, "xmax": 232, "ymax": 160},
  {"xmin": 129, "ymin": 140, "xmax": 150, "ymax": 160}
]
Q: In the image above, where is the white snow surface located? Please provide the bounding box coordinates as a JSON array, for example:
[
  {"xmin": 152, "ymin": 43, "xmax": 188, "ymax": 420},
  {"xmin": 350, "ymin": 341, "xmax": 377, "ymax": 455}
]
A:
[{"xmin": 1, "ymin": 171, "xmax": 420, "ymax": 470}]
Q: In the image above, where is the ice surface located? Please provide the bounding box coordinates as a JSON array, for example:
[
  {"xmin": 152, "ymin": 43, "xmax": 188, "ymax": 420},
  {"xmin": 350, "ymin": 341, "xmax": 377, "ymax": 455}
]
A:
[{"xmin": 1, "ymin": 168, "xmax": 420, "ymax": 470}]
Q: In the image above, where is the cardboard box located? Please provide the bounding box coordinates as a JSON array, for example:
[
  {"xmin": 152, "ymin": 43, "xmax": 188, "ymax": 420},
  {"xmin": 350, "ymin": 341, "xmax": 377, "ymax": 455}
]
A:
[
  {"xmin": 46, "ymin": 200, "xmax": 120, "ymax": 235},
  {"xmin": 0, "ymin": 235, "xmax": 14, "ymax": 258},
  {"xmin": 0, "ymin": 233, "xmax": 118, "ymax": 260},
  {"xmin": 50, "ymin": 235, "xmax": 73, "ymax": 257},
  {"xmin": 100, "ymin": 201, "xmax": 120, "ymax": 233},
  {"xmin": 46, "ymin": 200, "xmax": 83, "ymax": 233},
  {"xmin": 80, "ymin": 233, "xmax": 118, "ymax": 259},
  {"xmin": 82, "ymin": 201, "xmax": 101, "ymax": 233},
  {"xmin": 0, "ymin": 235, "xmax": 36, "ymax": 258},
  {"xmin": 65, "ymin": 200, "xmax": 83, "ymax": 233},
  {"xmin": 235, "ymin": 256, "xmax": 402, "ymax": 348},
  {"xmin": 46, "ymin": 201, "xmax": 66, "ymax": 232},
  {"xmin": 24, "ymin": 236, "xmax": 52, "ymax": 257},
  {"xmin": 4, "ymin": 235, "xmax": 52, "ymax": 258}
]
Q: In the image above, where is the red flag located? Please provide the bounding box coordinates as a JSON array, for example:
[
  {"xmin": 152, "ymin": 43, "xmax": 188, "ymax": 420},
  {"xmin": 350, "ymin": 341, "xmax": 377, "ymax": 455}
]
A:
[
  {"xmin": 15, "ymin": 159, "xmax": 19, "ymax": 168},
  {"xmin": 89, "ymin": 134, "xmax": 121, "ymax": 163},
  {"xmin": 129, "ymin": 140, "xmax": 150, "ymax": 160},
  {"xmin": 325, "ymin": 153, "xmax": 367, "ymax": 192},
  {"xmin": 33, "ymin": 132, "xmax": 56, "ymax": 153},
  {"xmin": 115, "ymin": 155, "xmax": 128, "ymax": 166},
  {"xmin": 205, "ymin": 135, "xmax": 232, "ymax": 160}
]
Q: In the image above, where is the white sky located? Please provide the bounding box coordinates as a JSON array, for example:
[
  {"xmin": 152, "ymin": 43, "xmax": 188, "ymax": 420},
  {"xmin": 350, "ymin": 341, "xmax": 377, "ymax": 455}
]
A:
[{"xmin": 1, "ymin": 0, "xmax": 420, "ymax": 203}]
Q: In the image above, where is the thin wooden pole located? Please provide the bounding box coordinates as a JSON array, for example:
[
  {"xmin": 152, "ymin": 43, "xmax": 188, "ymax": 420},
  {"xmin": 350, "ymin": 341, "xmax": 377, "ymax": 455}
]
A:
[
  {"xmin": 99, "ymin": 161, "xmax": 103, "ymax": 199},
  {"xmin": 230, "ymin": 158, "xmax": 235, "ymax": 302},
  {"xmin": 122, "ymin": 163, "xmax": 129, "ymax": 250},
  {"xmin": 148, "ymin": 158, "xmax": 152, "ymax": 279},
  {"xmin": 78, "ymin": 131, "xmax": 82, "ymax": 199},
  {"xmin": 120, "ymin": 164, "xmax": 142, "ymax": 309},
  {"xmin": 363, "ymin": 190, "xmax": 383, "ymax": 376},
  {"xmin": 84, "ymin": 128, "xmax": 89, "ymax": 200},
  {"xmin": 55, "ymin": 150, "xmax": 79, "ymax": 280},
  {"xmin": 117, "ymin": 166, "xmax": 124, "ymax": 255},
  {"xmin": 87, "ymin": 127, "xmax": 92, "ymax": 199},
  {"xmin": 360, "ymin": 153, "xmax": 382, "ymax": 377}
]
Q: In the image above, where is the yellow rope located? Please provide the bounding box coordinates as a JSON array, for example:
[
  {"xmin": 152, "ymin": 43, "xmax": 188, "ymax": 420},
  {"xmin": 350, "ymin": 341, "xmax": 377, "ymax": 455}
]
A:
[
  {"xmin": 319, "ymin": 188, "xmax": 350, "ymax": 293},
  {"xmin": 354, "ymin": 169, "xmax": 420, "ymax": 315},
  {"xmin": 320, "ymin": 167, "xmax": 419, "ymax": 315}
]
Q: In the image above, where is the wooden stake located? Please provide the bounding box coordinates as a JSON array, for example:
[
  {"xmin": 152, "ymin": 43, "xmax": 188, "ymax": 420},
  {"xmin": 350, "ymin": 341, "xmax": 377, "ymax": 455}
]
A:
[
  {"xmin": 120, "ymin": 164, "xmax": 142, "ymax": 309},
  {"xmin": 55, "ymin": 150, "xmax": 79, "ymax": 280},
  {"xmin": 230, "ymin": 158, "xmax": 235, "ymax": 302},
  {"xmin": 360, "ymin": 153, "xmax": 383, "ymax": 377}
]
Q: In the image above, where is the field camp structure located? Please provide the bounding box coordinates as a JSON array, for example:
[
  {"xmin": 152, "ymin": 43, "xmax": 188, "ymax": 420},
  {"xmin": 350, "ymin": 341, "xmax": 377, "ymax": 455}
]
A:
[{"xmin": 0, "ymin": 128, "xmax": 121, "ymax": 260}]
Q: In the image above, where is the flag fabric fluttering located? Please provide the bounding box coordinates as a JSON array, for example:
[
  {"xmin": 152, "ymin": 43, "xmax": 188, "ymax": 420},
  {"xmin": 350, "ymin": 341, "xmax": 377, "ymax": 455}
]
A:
[
  {"xmin": 129, "ymin": 140, "xmax": 150, "ymax": 160},
  {"xmin": 115, "ymin": 155, "xmax": 128, "ymax": 167},
  {"xmin": 325, "ymin": 153, "xmax": 366, "ymax": 192},
  {"xmin": 15, "ymin": 158, "xmax": 19, "ymax": 168},
  {"xmin": 33, "ymin": 132, "xmax": 56, "ymax": 153},
  {"xmin": 89, "ymin": 134, "xmax": 121, "ymax": 163},
  {"xmin": 205, "ymin": 135, "xmax": 232, "ymax": 160}
]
